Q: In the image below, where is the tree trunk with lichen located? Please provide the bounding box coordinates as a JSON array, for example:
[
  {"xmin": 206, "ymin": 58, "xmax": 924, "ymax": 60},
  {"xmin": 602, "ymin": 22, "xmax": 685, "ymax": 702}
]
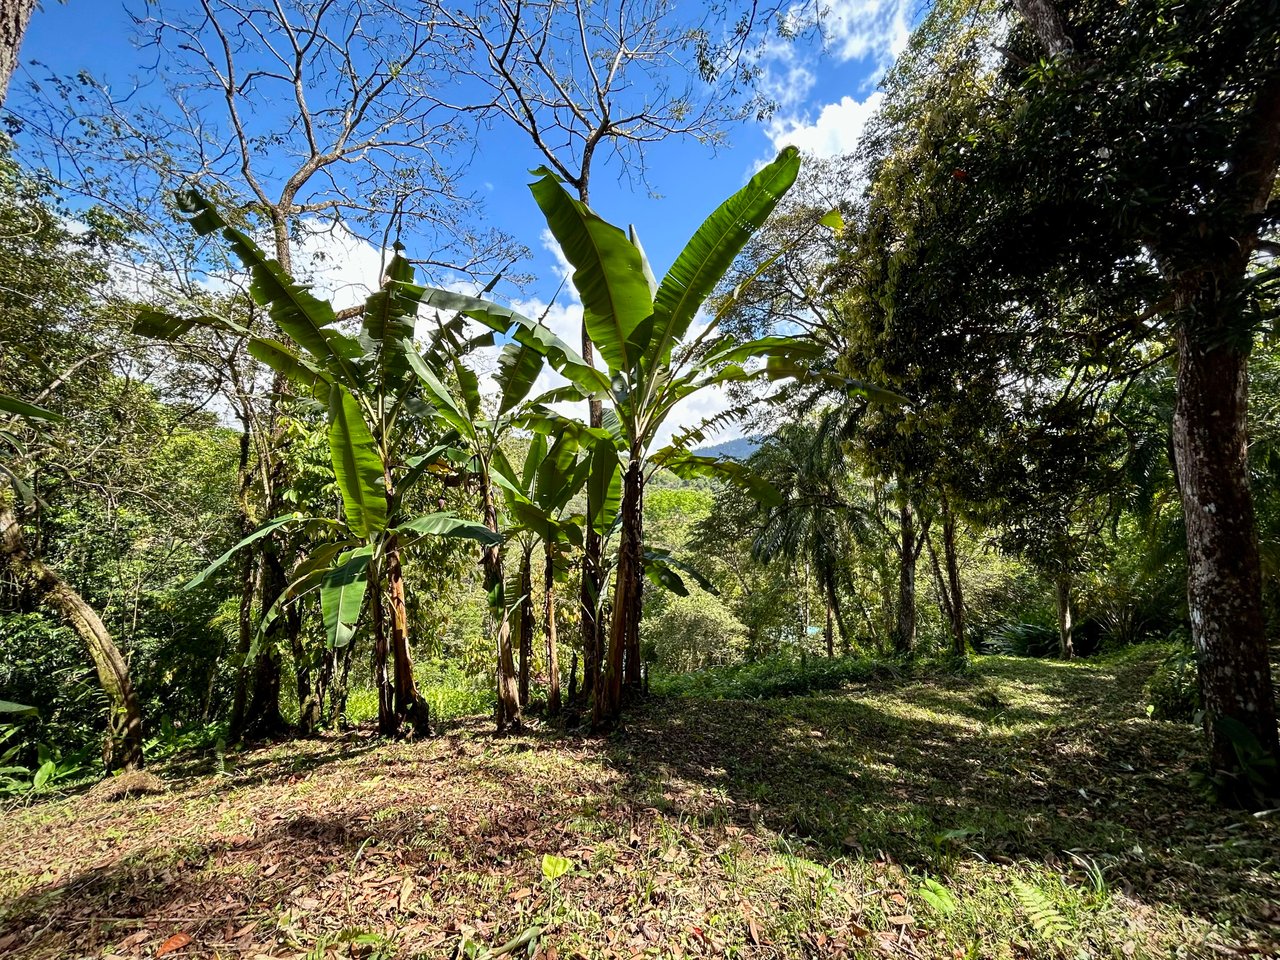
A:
[
  {"xmin": 1172, "ymin": 311, "xmax": 1280, "ymax": 803},
  {"xmin": 0, "ymin": 0, "xmax": 35, "ymax": 104},
  {"xmin": 1, "ymin": 500, "xmax": 144, "ymax": 772},
  {"xmin": 1055, "ymin": 572, "xmax": 1074, "ymax": 660}
]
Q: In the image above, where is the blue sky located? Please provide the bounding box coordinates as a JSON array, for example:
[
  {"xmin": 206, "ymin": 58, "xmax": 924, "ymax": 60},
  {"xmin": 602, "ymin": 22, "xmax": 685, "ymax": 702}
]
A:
[{"xmin": 13, "ymin": 0, "xmax": 915, "ymax": 442}]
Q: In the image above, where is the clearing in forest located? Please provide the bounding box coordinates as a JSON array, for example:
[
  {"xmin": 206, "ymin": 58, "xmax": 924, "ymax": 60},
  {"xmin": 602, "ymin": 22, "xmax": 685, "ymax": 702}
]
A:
[{"xmin": 0, "ymin": 649, "xmax": 1275, "ymax": 959}]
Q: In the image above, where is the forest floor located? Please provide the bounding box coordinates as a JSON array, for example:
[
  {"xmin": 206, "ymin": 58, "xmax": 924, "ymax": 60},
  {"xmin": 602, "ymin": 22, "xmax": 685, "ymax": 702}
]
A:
[{"xmin": 0, "ymin": 649, "xmax": 1277, "ymax": 960}]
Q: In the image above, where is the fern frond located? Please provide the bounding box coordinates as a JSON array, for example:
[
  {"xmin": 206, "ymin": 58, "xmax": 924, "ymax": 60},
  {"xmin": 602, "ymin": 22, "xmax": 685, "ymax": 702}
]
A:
[{"xmin": 1012, "ymin": 877, "xmax": 1072, "ymax": 945}]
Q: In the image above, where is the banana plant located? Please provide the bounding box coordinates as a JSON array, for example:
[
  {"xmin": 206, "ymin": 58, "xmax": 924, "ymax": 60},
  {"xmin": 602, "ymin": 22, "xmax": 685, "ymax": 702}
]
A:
[
  {"xmin": 529, "ymin": 146, "xmax": 901, "ymax": 725},
  {"xmin": 491, "ymin": 429, "xmax": 595, "ymax": 716},
  {"xmin": 399, "ymin": 297, "xmax": 602, "ymax": 731},
  {"xmin": 141, "ymin": 191, "xmax": 500, "ymax": 737}
]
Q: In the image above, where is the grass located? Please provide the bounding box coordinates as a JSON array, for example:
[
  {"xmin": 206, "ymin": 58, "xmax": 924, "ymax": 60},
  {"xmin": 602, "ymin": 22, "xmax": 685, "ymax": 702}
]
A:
[{"xmin": 0, "ymin": 648, "xmax": 1276, "ymax": 958}]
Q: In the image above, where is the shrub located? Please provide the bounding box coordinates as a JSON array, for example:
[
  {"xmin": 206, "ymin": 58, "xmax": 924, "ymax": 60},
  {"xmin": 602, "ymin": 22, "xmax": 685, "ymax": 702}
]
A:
[
  {"xmin": 982, "ymin": 621, "xmax": 1058, "ymax": 657},
  {"xmin": 1144, "ymin": 647, "xmax": 1200, "ymax": 722}
]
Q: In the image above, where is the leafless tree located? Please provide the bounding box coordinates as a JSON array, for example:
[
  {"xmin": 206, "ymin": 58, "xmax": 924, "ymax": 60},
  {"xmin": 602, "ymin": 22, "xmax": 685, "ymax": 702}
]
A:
[{"xmin": 10, "ymin": 0, "xmax": 518, "ymax": 738}]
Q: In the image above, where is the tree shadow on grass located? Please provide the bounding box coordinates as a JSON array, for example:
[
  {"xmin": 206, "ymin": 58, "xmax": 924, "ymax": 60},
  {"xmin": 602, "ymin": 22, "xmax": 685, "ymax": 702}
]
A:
[{"xmin": 601, "ymin": 662, "xmax": 1278, "ymax": 938}]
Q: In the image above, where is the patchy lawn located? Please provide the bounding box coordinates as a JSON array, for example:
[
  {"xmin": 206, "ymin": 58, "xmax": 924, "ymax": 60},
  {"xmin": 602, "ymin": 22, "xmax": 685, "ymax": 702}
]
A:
[{"xmin": 0, "ymin": 650, "xmax": 1276, "ymax": 959}]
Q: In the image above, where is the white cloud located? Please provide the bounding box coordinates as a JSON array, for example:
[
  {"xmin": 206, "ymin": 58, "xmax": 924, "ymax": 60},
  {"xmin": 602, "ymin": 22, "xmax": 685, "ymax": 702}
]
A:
[
  {"xmin": 820, "ymin": 0, "xmax": 912, "ymax": 67},
  {"xmin": 292, "ymin": 220, "xmax": 389, "ymax": 310},
  {"xmin": 767, "ymin": 90, "xmax": 883, "ymax": 158}
]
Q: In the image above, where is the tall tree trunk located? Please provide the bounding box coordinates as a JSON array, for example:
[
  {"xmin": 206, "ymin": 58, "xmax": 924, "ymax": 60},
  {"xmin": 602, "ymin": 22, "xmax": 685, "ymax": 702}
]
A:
[
  {"xmin": 241, "ymin": 220, "xmax": 300, "ymax": 741},
  {"xmin": 518, "ymin": 545, "xmax": 534, "ymax": 708},
  {"xmin": 242, "ymin": 551, "xmax": 288, "ymax": 739},
  {"xmin": 1055, "ymin": 572, "xmax": 1075, "ymax": 660},
  {"xmin": 228, "ymin": 417, "xmax": 257, "ymax": 742},
  {"xmin": 544, "ymin": 543, "xmax": 561, "ymax": 716},
  {"xmin": 823, "ymin": 594, "xmax": 835, "ymax": 658},
  {"xmin": 1172, "ymin": 318, "xmax": 1280, "ymax": 802},
  {"xmin": 386, "ymin": 534, "xmax": 429, "ymax": 735},
  {"xmin": 596, "ymin": 458, "xmax": 641, "ymax": 727},
  {"xmin": 0, "ymin": 0, "xmax": 35, "ymax": 104},
  {"xmin": 1, "ymin": 501, "xmax": 144, "ymax": 772},
  {"xmin": 941, "ymin": 497, "xmax": 966, "ymax": 657},
  {"xmin": 482, "ymin": 475, "xmax": 522, "ymax": 731},
  {"xmin": 893, "ymin": 502, "xmax": 918, "ymax": 655},
  {"xmin": 293, "ymin": 627, "xmax": 319, "ymax": 735},
  {"xmin": 228, "ymin": 546, "xmax": 258, "ymax": 740}
]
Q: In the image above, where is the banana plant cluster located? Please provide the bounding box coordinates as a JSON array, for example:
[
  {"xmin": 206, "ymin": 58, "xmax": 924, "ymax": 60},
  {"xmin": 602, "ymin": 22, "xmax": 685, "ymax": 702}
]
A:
[
  {"xmin": 142, "ymin": 193, "xmax": 502, "ymax": 736},
  {"xmin": 147, "ymin": 145, "xmax": 894, "ymax": 735},
  {"xmin": 525, "ymin": 145, "xmax": 895, "ymax": 724}
]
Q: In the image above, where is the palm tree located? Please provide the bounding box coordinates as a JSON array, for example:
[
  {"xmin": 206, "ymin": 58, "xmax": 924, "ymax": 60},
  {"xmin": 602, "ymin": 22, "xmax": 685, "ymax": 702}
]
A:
[{"xmin": 751, "ymin": 422, "xmax": 876, "ymax": 656}]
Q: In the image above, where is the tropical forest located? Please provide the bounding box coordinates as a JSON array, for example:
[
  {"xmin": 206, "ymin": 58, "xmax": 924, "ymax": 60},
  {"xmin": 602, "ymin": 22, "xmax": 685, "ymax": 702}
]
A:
[{"xmin": 0, "ymin": 0, "xmax": 1277, "ymax": 957}]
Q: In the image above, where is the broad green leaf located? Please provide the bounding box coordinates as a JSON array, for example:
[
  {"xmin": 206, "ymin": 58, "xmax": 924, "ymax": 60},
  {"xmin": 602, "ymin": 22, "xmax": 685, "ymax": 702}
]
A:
[
  {"xmin": 132, "ymin": 307, "xmax": 250, "ymax": 340},
  {"xmin": 649, "ymin": 147, "xmax": 801, "ymax": 367},
  {"xmin": 0, "ymin": 394, "xmax": 63, "ymax": 423},
  {"xmin": 587, "ymin": 439, "xmax": 623, "ymax": 536},
  {"xmin": 320, "ymin": 546, "xmax": 373, "ymax": 649},
  {"xmin": 496, "ymin": 339, "xmax": 545, "ymax": 415},
  {"xmin": 395, "ymin": 512, "xmax": 503, "ymax": 546},
  {"xmin": 542, "ymin": 854, "xmax": 573, "ymax": 882},
  {"xmin": 917, "ymin": 878, "xmax": 957, "ymax": 916},
  {"xmin": 645, "ymin": 548, "xmax": 719, "ymax": 595},
  {"xmin": 529, "ymin": 170, "xmax": 654, "ymax": 375},
  {"xmin": 0, "ymin": 700, "xmax": 38, "ymax": 717},
  {"xmin": 401, "ymin": 283, "xmax": 537, "ymax": 334},
  {"xmin": 629, "ymin": 225, "xmax": 659, "ymax": 298},
  {"xmin": 327, "ymin": 386, "xmax": 387, "ymax": 539},
  {"xmin": 247, "ymin": 338, "xmax": 334, "ymax": 404},
  {"xmin": 403, "ymin": 342, "xmax": 474, "ymax": 437},
  {"xmin": 185, "ymin": 514, "xmax": 302, "ymax": 590},
  {"xmin": 33, "ymin": 759, "xmax": 54, "ymax": 791},
  {"xmin": 661, "ymin": 452, "xmax": 782, "ymax": 507},
  {"xmin": 176, "ymin": 190, "xmax": 362, "ymax": 380},
  {"xmin": 521, "ymin": 432, "xmax": 548, "ymax": 492},
  {"xmin": 820, "ymin": 208, "xmax": 845, "ymax": 236},
  {"xmin": 360, "ymin": 246, "xmax": 417, "ymax": 394},
  {"xmin": 509, "ymin": 321, "xmax": 612, "ymax": 397},
  {"xmin": 452, "ymin": 355, "xmax": 483, "ymax": 422}
]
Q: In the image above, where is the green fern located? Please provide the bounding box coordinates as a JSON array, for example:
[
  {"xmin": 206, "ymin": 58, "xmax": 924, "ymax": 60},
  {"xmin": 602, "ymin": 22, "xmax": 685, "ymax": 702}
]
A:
[{"xmin": 1012, "ymin": 877, "xmax": 1072, "ymax": 945}]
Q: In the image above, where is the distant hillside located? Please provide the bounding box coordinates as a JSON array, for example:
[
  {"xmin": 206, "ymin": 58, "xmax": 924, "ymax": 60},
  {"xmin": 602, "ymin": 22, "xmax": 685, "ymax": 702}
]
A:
[{"xmin": 692, "ymin": 436, "xmax": 758, "ymax": 461}]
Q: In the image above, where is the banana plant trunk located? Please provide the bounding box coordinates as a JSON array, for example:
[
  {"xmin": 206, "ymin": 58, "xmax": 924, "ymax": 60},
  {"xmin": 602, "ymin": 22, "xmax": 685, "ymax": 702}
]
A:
[
  {"xmin": 596, "ymin": 457, "xmax": 643, "ymax": 727},
  {"xmin": 482, "ymin": 474, "xmax": 522, "ymax": 732},
  {"xmin": 1, "ymin": 500, "xmax": 144, "ymax": 772},
  {"xmin": 518, "ymin": 545, "xmax": 534, "ymax": 708},
  {"xmin": 370, "ymin": 559, "xmax": 395, "ymax": 736},
  {"xmin": 386, "ymin": 534, "xmax": 429, "ymax": 736},
  {"xmin": 544, "ymin": 543, "xmax": 561, "ymax": 716},
  {"xmin": 624, "ymin": 463, "xmax": 644, "ymax": 691}
]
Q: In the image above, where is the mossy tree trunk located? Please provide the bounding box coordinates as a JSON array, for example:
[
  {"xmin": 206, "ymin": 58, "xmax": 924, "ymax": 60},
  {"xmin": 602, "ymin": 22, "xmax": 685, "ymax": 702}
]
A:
[{"xmin": 1, "ymin": 500, "xmax": 143, "ymax": 772}]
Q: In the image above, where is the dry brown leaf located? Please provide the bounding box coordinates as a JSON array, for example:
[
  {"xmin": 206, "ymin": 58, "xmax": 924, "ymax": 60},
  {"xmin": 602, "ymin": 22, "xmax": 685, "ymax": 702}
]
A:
[
  {"xmin": 887, "ymin": 914, "xmax": 915, "ymax": 926},
  {"xmin": 155, "ymin": 932, "xmax": 193, "ymax": 957},
  {"xmin": 511, "ymin": 887, "xmax": 533, "ymax": 900}
]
